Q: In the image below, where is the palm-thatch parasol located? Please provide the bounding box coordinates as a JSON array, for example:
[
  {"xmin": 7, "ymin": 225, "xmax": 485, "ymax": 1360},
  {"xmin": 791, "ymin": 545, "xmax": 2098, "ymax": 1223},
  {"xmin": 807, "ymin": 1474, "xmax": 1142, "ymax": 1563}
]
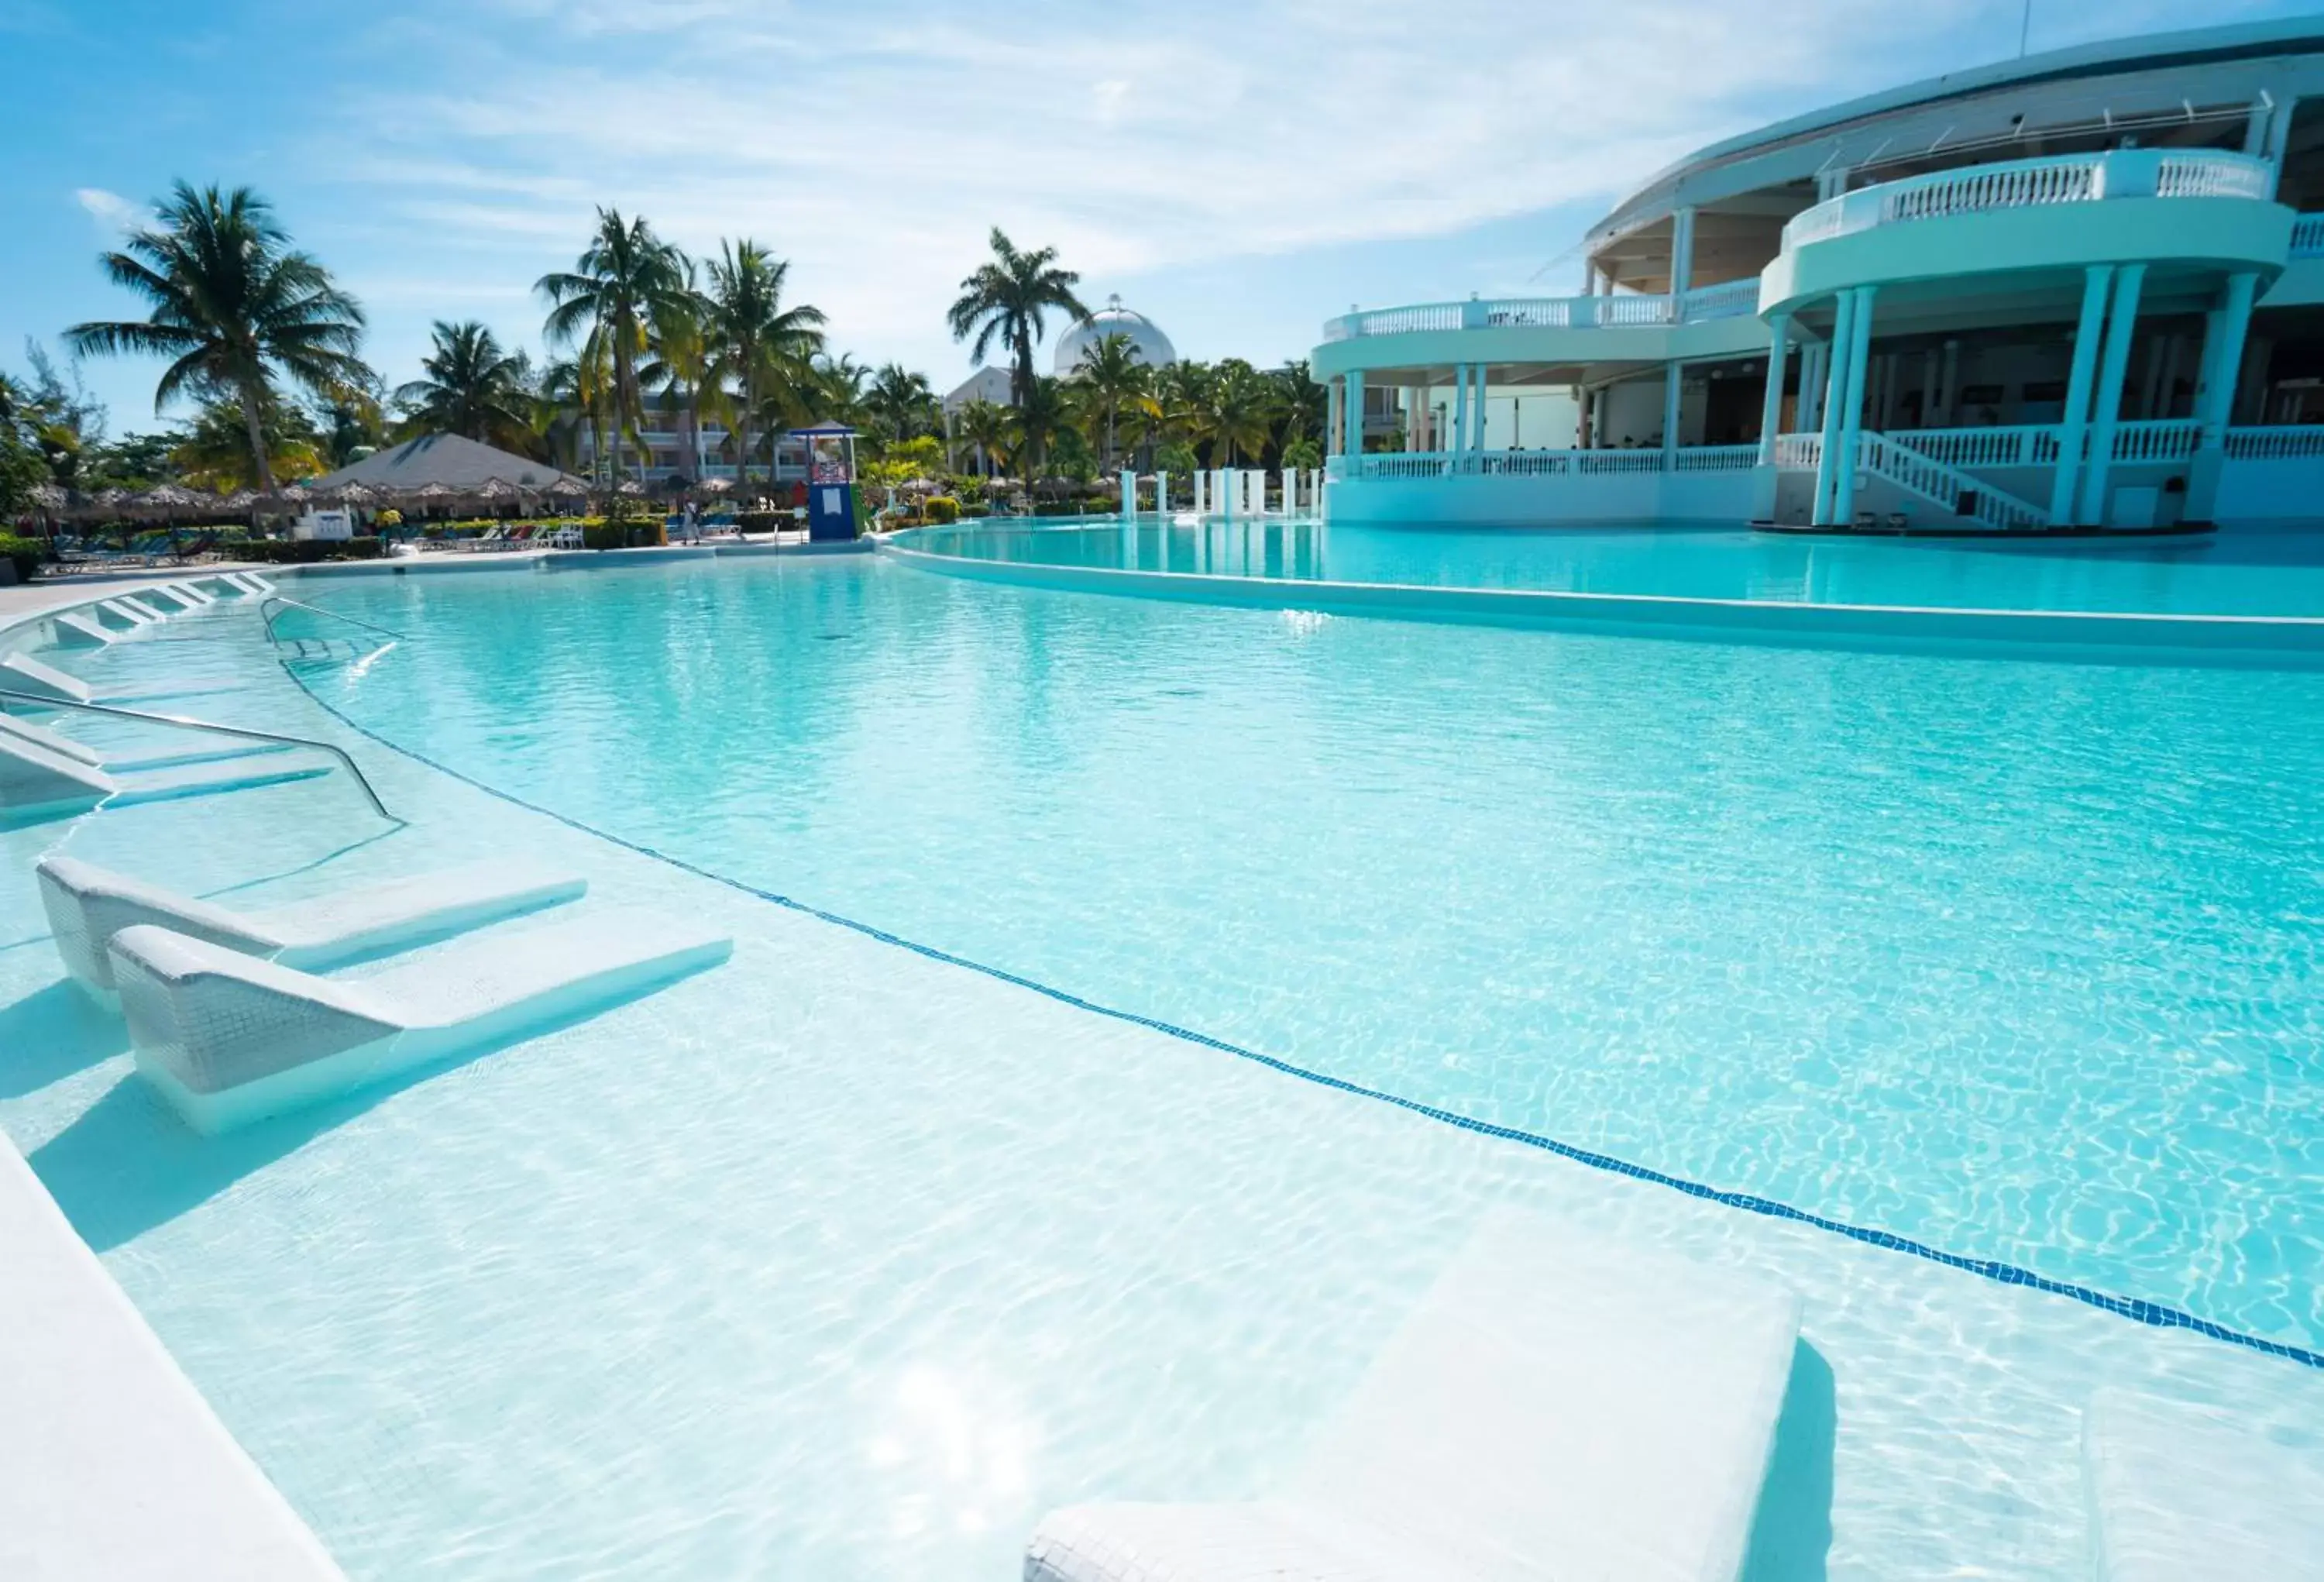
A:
[
  {"xmin": 135, "ymin": 483, "xmax": 206, "ymax": 518},
  {"xmin": 614, "ymin": 479, "xmax": 646, "ymax": 497},
  {"xmin": 407, "ymin": 481, "xmax": 459, "ymax": 503},
  {"xmin": 473, "ymin": 477, "xmax": 521, "ymax": 503},
  {"xmin": 696, "ymin": 476, "xmax": 734, "ymax": 494}
]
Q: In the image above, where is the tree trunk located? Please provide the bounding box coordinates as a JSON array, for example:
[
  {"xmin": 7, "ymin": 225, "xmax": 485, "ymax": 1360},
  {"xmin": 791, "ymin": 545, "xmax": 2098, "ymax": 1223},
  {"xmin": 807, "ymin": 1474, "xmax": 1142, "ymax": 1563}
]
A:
[{"xmin": 237, "ymin": 380, "xmax": 277, "ymax": 498}]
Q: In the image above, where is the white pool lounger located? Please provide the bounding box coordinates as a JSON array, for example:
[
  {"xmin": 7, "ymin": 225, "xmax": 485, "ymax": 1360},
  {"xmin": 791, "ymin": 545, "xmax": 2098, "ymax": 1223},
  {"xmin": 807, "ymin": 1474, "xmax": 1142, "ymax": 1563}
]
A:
[
  {"xmin": 38, "ymin": 853, "xmax": 586, "ymax": 1003},
  {"xmin": 0, "ymin": 735, "xmax": 328, "ymax": 827},
  {"xmin": 2, "ymin": 651, "xmax": 98, "ymax": 705},
  {"xmin": 46, "ymin": 610, "xmax": 117, "ymax": 648},
  {"xmin": 2084, "ymin": 1388, "xmax": 2324, "ymax": 1581},
  {"xmin": 1025, "ymin": 1209, "xmax": 1803, "ymax": 1582},
  {"xmin": 108, "ymin": 907, "xmax": 734, "ymax": 1131}
]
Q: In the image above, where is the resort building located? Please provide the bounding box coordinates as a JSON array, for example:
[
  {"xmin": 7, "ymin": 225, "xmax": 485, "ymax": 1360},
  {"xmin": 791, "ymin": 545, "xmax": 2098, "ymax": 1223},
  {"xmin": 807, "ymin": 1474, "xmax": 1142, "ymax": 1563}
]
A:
[
  {"xmin": 572, "ymin": 394, "xmax": 810, "ymax": 487},
  {"xmin": 1316, "ymin": 18, "xmax": 2324, "ymax": 531}
]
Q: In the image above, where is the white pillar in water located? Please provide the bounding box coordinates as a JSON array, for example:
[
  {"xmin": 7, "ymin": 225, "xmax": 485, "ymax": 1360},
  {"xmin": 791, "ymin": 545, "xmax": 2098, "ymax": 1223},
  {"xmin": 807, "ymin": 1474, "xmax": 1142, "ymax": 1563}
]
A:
[
  {"xmin": 1120, "ymin": 469, "xmax": 1136, "ymax": 518},
  {"xmin": 1155, "ymin": 470, "xmax": 1169, "ymax": 514}
]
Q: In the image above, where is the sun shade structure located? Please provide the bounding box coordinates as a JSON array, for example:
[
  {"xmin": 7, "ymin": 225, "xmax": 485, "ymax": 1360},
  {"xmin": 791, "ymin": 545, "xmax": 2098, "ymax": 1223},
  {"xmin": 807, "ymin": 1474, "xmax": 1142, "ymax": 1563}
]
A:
[
  {"xmin": 37, "ymin": 855, "xmax": 588, "ymax": 1006},
  {"xmin": 301, "ymin": 432, "xmax": 590, "ymax": 499},
  {"xmin": 1025, "ymin": 1208, "xmax": 1803, "ymax": 1582},
  {"xmin": 108, "ymin": 907, "xmax": 734, "ymax": 1132}
]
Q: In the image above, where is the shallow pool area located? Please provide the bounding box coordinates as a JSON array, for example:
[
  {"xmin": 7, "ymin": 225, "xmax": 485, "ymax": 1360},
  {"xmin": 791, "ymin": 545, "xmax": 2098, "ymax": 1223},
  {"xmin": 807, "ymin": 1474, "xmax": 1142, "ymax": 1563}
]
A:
[{"xmin": 3, "ymin": 536, "xmax": 2322, "ymax": 1580}]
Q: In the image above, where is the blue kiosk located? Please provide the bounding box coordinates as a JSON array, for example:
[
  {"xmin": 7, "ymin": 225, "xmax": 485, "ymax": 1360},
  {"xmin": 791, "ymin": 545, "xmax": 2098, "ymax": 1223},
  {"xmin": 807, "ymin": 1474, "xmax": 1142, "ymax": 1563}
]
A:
[{"xmin": 792, "ymin": 421, "xmax": 861, "ymax": 542}]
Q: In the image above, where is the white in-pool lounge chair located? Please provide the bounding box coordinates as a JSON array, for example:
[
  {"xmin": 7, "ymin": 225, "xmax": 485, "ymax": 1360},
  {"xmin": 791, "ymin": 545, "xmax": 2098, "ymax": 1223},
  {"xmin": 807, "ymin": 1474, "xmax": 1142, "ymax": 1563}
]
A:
[
  {"xmin": 2083, "ymin": 1388, "xmax": 2324, "ymax": 1581},
  {"xmin": 149, "ymin": 583, "xmax": 211, "ymax": 611},
  {"xmin": 119, "ymin": 593, "xmax": 171, "ymax": 622},
  {"xmin": 46, "ymin": 610, "xmax": 116, "ymax": 648},
  {"xmin": 95, "ymin": 599, "xmax": 157, "ymax": 632},
  {"xmin": 1025, "ymin": 1209, "xmax": 1803, "ymax": 1582},
  {"xmin": 2, "ymin": 652, "xmax": 98, "ymax": 706},
  {"xmin": 0, "ymin": 710, "xmax": 290, "ymax": 776},
  {"xmin": 38, "ymin": 852, "xmax": 586, "ymax": 1005},
  {"xmin": 0, "ymin": 734, "xmax": 328, "ymax": 827},
  {"xmin": 224, "ymin": 571, "xmax": 276, "ymax": 596},
  {"xmin": 108, "ymin": 907, "xmax": 734, "ymax": 1131}
]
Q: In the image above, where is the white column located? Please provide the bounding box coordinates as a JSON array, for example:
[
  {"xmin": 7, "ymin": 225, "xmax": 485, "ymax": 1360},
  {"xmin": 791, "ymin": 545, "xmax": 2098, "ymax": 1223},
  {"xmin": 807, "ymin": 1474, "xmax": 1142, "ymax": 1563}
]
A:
[
  {"xmin": 1471, "ymin": 365, "xmax": 1490, "ymax": 451},
  {"xmin": 1451, "ymin": 363, "xmax": 1471, "ymax": 456},
  {"xmin": 1156, "ymin": 469, "xmax": 1170, "ymax": 514},
  {"xmin": 1121, "ymin": 469, "xmax": 1136, "ymax": 518},
  {"xmin": 2050, "ymin": 264, "xmax": 2115, "ymax": 527},
  {"xmin": 1660, "ymin": 359, "xmax": 1683, "ymax": 468},
  {"xmin": 1326, "ymin": 379, "xmax": 1343, "ymax": 458},
  {"xmin": 1831, "ymin": 285, "xmax": 1876, "ymax": 527},
  {"xmin": 2195, "ymin": 272, "xmax": 2260, "ymax": 445},
  {"xmin": 1758, "ymin": 312, "xmax": 1791, "ymax": 466},
  {"xmin": 2078, "ymin": 263, "xmax": 2147, "ymax": 526},
  {"xmin": 1799, "ymin": 341, "xmax": 1827, "ymax": 432},
  {"xmin": 1669, "ymin": 206, "xmax": 1697, "ymax": 302},
  {"xmin": 1345, "ymin": 369, "xmax": 1366, "ymax": 457},
  {"xmin": 1811, "ymin": 297, "xmax": 1855, "ymax": 524}
]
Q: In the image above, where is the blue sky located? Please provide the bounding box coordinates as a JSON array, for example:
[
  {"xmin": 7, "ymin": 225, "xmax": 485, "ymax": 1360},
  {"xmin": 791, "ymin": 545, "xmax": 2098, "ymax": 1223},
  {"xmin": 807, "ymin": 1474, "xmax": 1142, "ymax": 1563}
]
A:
[{"xmin": 1, "ymin": 0, "xmax": 2309, "ymax": 433}]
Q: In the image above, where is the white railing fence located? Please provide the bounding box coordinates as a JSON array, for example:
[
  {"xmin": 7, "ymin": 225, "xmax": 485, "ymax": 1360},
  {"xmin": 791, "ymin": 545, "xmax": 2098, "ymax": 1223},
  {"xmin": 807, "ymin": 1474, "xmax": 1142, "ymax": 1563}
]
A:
[
  {"xmin": 1886, "ymin": 426, "xmax": 2060, "ymax": 468},
  {"xmin": 1857, "ymin": 433, "xmax": 2048, "ymax": 532},
  {"xmin": 2110, "ymin": 419, "xmax": 2202, "ymax": 463},
  {"xmin": 1782, "ymin": 149, "xmax": 2275, "ymax": 251},
  {"xmin": 1338, "ymin": 446, "xmax": 1762, "ymax": 480},
  {"xmin": 1672, "ymin": 444, "xmax": 1762, "ymax": 472},
  {"xmin": 2225, "ymin": 425, "xmax": 2324, "ymax": 459},
  {"xmin": 2292, "ymin": 214, "xmax": 2324, "ymax": 258},
  {"xmin": 1324, "ymin": 279, "xmax": 1762, "ymax": 341}
]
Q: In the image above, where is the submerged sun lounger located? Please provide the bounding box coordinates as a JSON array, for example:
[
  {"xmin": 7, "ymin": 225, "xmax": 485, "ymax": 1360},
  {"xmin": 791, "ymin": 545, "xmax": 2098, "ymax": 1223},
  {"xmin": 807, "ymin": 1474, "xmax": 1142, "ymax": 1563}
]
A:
[
  {"xmin": 0, "ymin": 734, "xmax": 328, "ymax": 827},
  {"xmin": 38, "ymin": 853, "xmax": 586, "ymax": 1004},
  {"xmin": 1025, "ymin": 1209, "xmax": 1803, "ymax": 1582},
  {"xmin": 0, "ymin": 710, "xmax": 290, "ymax": 776},
  {"xmin": 2084, "ymin": 1388, "xmax": 2324, "ymax": 1581},
  {"xmin": 46, "ymin": 610, "xmax": 116, "ymax": 648},
  {"xmin": 1, "ymin": 652, "xmax": 98, "ymax": 706},
  {"xmin": 108, "ymin": 906, "xmax": 734, "ymax": 1131}
]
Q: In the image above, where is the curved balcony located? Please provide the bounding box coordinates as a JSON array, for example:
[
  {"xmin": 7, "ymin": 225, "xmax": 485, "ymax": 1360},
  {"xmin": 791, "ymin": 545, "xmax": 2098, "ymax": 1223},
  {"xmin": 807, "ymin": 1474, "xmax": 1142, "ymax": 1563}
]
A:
[
  {"xmin": 1762, "ymin": 149, "xmax": 2291, "ymax": 317},
  {"xmin": 1322, "ymin": 280, "xmax": 1760, "ymax": 342},
  {"xmin": 1311, "ymin": 279, "xmax": 1770, "ymax": 379}
]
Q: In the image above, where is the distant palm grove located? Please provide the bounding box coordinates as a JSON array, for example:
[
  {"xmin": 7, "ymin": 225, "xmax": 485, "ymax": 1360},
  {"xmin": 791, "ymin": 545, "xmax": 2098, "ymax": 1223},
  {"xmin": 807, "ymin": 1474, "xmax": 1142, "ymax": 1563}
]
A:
[{"xmin": 0, "ymin": 184, "xmax": 1327, "ymax": 521}]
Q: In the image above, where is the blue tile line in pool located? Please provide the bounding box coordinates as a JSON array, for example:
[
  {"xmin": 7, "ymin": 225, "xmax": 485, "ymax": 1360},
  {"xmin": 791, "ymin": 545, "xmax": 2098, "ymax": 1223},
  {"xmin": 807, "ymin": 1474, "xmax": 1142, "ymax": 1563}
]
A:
[{"xmin": 277, "ymin": 662, "xmax": 2324, "ymax": 1375}]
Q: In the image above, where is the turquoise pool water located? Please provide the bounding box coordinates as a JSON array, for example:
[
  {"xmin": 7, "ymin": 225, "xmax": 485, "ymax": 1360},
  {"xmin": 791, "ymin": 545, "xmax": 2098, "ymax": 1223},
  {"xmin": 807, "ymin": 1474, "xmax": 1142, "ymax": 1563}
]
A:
[
  {"xmin": 267, "ymin": 548, "xmax": 2324, "ymax": 1350},
  {"xmin": 907, "ymin": 518, "xmax": 2324, "ymax": 616}
]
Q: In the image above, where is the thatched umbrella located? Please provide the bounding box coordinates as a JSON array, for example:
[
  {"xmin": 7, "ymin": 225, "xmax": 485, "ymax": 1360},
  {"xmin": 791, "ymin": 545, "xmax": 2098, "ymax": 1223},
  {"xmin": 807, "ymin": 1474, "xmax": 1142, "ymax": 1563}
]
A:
[
  {"xmin": 697, "ymin": 476, "xmax": 734, "ymax": 495},
  {"xmin": 614, "ymin": 479, "xmax": 646, "ymax": 497},
  {"xmin": 135, "ymin": 483, "xmax": 205, "ymax": 519},
  {"xmin": 474, "ymin": 477, "xmax": 521, "ymax": 502}
]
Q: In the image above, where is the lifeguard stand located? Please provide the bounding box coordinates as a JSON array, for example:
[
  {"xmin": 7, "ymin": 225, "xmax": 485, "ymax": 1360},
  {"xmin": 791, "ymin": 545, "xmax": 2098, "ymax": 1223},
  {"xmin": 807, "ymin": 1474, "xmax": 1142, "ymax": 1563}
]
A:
[{"xmin": 791, "ymin": 421, "xmax": 861, "ymax": 541}]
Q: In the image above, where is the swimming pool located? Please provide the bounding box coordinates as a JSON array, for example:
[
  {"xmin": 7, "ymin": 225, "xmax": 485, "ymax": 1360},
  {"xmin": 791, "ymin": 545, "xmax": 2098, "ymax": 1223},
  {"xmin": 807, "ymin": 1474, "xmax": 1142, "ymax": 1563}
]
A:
[{"xmin": 3, "ymin": 536, "xmax": 2322, "ymax": 1579}]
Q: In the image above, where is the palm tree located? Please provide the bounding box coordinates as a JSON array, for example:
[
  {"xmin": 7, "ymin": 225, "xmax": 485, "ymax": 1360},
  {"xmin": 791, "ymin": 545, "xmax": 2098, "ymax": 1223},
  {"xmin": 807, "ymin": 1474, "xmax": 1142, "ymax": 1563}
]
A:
[
  {"xmin": 1270, "ymin": 359, "xmax": 1329, "ymax": 456},
  {"xmin": 67, "ymin": 181, "xmax": 368, "ymax": 497},
  {"xmin": 394, "ymin": 321, "xmax": 532, "ymax": 449},
  {"xmin": 1154, "ymin": 360, "xmax": 1215, "ymax": 459},
  {"xmin": 864, "ymin": 363, "xmax": 938, "ymax": 449},
  {"xmin": 1014, "ymin": 375, "xmax": 1071, "ymax": 480},
  {"xmin": 702, "ymin": 239, "xmax": 825, "ymax": 490},
  {"xmin": 641, "ymin": 264, "xmax": 717, "ymax": 484},
  {"xmin": 955, "ymin": 397, "xmax": 1013, "ymax": 477},
  {"xmin": 1068, "ymin": 332, "xmax": 1159, "ymax": 472},
  {"xmin": 537, "ymin": 208, "xmax": 686, "ymax": 483},
  {"xmin": 1197, "ymin": 360, "xmax": 1281, "ymax": 467},
  {"xmin": 947, "ymin": 228, "xmax": 1092, "ymax": 408},
  {"xmin": 170, "ymin": 394, "xmax": 327, "ymax": 492}
]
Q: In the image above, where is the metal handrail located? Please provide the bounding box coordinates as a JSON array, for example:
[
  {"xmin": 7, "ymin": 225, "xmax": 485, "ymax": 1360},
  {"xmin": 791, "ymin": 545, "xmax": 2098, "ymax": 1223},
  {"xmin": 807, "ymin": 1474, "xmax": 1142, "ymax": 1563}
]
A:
[
  {"xmin": 259, "ymin": 596, "xmax": 408, "ymax": 647},
  {"xmin": 0, "ymin": 687, "xmax": 401, "ymax": 824}
]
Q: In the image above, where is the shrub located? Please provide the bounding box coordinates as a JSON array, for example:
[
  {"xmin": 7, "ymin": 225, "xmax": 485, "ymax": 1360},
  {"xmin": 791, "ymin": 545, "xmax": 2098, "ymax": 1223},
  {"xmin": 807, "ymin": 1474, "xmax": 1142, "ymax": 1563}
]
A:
[
  {"xmin": 235, "ymin": 536, "xmax": 385, "ymax": 563},
  {"xmin": 961, "ymin": 504, "xmax": 992, "ymax": 518},
  {"xmin": 735, "ymin": 510, "xmax": 790, "ymax": 534},
  {"xmin": 924, "ymin": 496, "xmax": 960, "ymax": 524},
  {"xmin": 0, "ymin": 532, "xmax": 42, "ymax": 582}
]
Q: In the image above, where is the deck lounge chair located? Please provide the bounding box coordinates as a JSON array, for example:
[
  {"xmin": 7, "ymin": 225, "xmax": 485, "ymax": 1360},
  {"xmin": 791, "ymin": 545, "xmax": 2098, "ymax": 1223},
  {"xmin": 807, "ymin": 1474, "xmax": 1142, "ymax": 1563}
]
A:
[
  {"xmin": 0, "ymin": 711, "xmax": 290, "ymax": 777},
  {"xmin": 107, "ymin": 907, "xmax": 734, "ymax": 1131},
  {"xmin": 2084, "ymin": 1388, "xmax": 2324, "ymax": 1581},
  {"xmin": 0, "ymin": 734, "xmax": 327, "ymax": 827},
  {"xmin": 38, "ymin": 853, "xmax": 586, "ymax": 1005},
  {"xmin": 47, "ymin": 611, "xmax": 115, "ymax": 648},
  {"xmin": 2, "ymin": 652, "xmax": 98, "ymax": 706},
  {"xmin": 1025, "ymin": 1209, "xmax": 1803, "ymax": 1582}
]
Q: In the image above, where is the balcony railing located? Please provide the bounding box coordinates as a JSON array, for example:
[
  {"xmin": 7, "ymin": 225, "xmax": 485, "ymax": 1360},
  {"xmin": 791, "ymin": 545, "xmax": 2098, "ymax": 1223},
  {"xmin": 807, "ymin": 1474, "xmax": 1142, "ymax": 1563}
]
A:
[
  {"xmin": 2225, "ymin": 425, "xmax": 2324, "ymax": 459},
  {"xmin": 1322, "ymin": 277, "xmax": 1763, "ymax": 342},
  {"xmin": 1781, "ymin": 150, "xmax": 2276, "ymax": 252},
  {"xmin": 2291, "ymin": 213, "xmax": 2324, "ymax": 258},
  {"xmin": 1333, "ymin": 445, "xmax": 1762, "ymax": 479}
]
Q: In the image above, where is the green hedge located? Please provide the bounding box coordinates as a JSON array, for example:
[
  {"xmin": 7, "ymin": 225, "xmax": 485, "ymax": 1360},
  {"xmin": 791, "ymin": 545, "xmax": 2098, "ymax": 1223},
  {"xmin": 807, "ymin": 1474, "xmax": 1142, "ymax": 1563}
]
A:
[
  {"xmin": 734, "ymin": 510, "xmax": 789, "ymax": 534},
  {"xmin": 923, "ymin": 496, "xmax": 960, "ymax": 524},
  {"xmin": 580, "ymin": 522, "xmax": 668, "ymax": 550},
  {"xmin": 0, "ymin": 533, "xmax": 41, "ymax": 583},
  {"xmin": 231, "ymin": 536, "xmax": 385, "ymax": 564},
  {"xmin": 960, "ymin": 504, "xmax": 992, "ymax": 518}
]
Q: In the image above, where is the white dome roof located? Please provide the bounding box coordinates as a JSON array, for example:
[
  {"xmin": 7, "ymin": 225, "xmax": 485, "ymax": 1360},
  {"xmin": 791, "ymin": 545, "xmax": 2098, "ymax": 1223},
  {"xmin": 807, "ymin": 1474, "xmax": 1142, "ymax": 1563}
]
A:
[{"xmin": 1053, "ymin": 295, "xmax": 1177, "ymax": 376}]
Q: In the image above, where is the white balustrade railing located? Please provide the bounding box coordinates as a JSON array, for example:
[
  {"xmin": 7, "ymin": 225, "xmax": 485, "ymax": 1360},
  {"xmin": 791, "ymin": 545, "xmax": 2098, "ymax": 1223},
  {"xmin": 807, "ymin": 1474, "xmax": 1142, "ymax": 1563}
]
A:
[
  {"xmin": 1887, "ymin": 426, "xmax": 2059, "ymax": 468},
  {"xmin": 1679, "ymin": 279, "xmax": 1762, "ymax": 321},
  {"xmin": 1322, "ymin": 280, "xmax": 1759, "ymax": 341},
  {"xmin": 1857, "ymin": 433, "xmax": 2049, "ymax": 531},
  {"xmin": 1772, "ymin": 433, "xmax": 1822, "ymax": 470},
  {"xmin": 2292, "ymin": 214, "xmax": 2324, "ymax": 258},
  {"xmin": 1782, "ymin": 149, "xmax": 2275, "ymax": 252},
  {"xmin": 2111, "ymin": 419, "xmax": 2202, "ymax": 463},
  {"xmin": 1671, "ymin": 444, "xmax": 1762, "ymax": 472},
  {"xmin": 2225, "ymin": 425, "xmax": 2324, "ymax": 459},
  {"xmin": 1339, "ymin": 445, "xmax": 1768, "ymax": 480}
]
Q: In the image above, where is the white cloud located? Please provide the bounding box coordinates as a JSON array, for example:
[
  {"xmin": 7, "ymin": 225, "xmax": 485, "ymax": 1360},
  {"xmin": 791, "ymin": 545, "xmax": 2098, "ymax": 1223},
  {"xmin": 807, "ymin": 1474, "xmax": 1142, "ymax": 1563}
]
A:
[
  {"xmin": 299, "ymin": 0, "xmax": 2280, "ymax": 382},
  {"xmin": 74, "ymin": 186, "xmax": 148, "ymax": 236}
]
